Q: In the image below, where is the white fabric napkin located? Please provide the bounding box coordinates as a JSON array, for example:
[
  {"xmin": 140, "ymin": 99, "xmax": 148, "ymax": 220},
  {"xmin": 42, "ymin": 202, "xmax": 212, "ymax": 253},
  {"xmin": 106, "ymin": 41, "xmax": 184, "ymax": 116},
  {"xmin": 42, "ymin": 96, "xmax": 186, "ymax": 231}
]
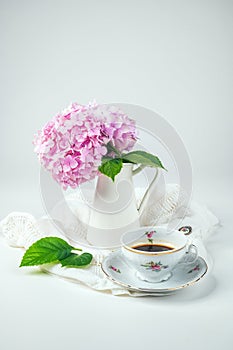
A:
[{"xmin": 0, "ymin": 184, "xmax": 219, "ymax": 296}]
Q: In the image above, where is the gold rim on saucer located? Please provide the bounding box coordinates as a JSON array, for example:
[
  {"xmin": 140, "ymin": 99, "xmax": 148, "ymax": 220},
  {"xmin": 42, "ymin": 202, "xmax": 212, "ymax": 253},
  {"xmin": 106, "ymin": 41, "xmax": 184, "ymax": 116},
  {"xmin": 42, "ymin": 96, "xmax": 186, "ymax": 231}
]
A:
[{"xmin": 101, "ymin": 254, "xmax": 208, "ymax": 293}]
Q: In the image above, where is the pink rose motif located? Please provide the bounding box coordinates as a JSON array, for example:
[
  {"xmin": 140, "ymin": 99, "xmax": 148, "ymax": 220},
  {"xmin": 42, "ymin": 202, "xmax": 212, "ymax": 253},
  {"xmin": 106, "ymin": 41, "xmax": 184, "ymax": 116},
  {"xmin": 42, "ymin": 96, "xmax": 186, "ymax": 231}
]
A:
[
  {"xmin": 193, "ymin": 265, "xmax": 200, "ymax": 271},
  {"xmin": 188, "ymin": 264, "xmax": 200, "ymax": 273},
  {"xmin": 141, "ymin": 261, "xmax": 168, "ymax": 271},
  {"xmin": 147, "ymin": 231, "xmax": 154, "ymax": 239},
  {"xmin": 146, "ymin": 230, "xmax": 156, "ymax": 243},
  {"xmin": 109, "ymin": 265, "xmax": 121, "ymax": 273}
]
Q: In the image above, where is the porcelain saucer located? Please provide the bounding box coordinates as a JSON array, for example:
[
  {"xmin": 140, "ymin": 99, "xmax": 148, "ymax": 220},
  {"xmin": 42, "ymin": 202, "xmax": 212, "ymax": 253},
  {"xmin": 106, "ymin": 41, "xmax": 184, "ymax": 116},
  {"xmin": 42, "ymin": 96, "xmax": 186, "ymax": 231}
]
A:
[{"xmin": 101, "ymin": 250, "xmax": 208, "ymax": 294}]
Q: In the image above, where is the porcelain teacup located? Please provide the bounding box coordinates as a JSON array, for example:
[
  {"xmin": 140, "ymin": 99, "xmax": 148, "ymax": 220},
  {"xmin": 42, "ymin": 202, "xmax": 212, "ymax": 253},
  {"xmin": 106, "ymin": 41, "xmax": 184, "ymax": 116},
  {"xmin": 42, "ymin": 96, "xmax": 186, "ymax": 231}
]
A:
[{"xmin": 121, "ymin": 226, "xmax": 198, "ymax": 283}]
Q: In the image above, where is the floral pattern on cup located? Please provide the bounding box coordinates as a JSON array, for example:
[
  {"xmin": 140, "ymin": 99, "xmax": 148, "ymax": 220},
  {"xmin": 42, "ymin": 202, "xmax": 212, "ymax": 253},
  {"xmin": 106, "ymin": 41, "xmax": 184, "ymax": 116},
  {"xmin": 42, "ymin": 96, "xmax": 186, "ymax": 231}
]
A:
[
  {"xmin": 188, "ymin": 264, "xmax": 200, "ymax": 273},
  {"xmin": 141, "ymin": 261, "xmax": 168, "ymax": 272},
  {"xmin": 109, "ymin": 265, "xmax": 121, "ymax": 273},
  {"xmin": 178, "ymin": 226, "xmax": 192, "ymax": 236},
  {"xmin": 145, "ymin": 230, "xmax": 156, "ymax": 243}
]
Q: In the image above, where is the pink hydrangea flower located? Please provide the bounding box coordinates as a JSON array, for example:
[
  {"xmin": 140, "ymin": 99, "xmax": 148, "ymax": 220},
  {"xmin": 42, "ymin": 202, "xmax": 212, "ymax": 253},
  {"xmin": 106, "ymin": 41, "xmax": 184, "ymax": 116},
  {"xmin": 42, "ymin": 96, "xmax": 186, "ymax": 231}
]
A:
[
  {"xmin": 33, "ymin": 102, "xmax": 137, "ymax": 189},
  {"xmin": 101, "ymin": 106, "xmax": 137, "ymax": 152}
]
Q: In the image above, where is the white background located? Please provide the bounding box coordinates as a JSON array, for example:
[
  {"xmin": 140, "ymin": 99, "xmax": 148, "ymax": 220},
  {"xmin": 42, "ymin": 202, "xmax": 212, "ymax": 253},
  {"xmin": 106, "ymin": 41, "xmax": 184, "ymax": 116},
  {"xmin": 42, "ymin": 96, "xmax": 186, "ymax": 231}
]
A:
[{"xmin": 0, "ymin": 1, "xmax": 232, "ymax": 350}]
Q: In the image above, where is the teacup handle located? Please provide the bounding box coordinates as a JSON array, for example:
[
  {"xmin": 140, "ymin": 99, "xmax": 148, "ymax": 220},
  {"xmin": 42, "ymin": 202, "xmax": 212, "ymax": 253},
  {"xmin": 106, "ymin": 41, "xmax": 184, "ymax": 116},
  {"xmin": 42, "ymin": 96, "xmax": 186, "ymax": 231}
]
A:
[{"xmin": 177, "ymin": 244, "xmax": 198, "ymax": 267}]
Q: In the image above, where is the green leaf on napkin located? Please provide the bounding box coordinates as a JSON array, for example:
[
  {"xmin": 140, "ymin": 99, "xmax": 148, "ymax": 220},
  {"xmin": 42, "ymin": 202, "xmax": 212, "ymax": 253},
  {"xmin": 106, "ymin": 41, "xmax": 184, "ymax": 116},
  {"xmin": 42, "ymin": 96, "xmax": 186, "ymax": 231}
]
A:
[
  {"xmin": 98, "ymin": 158, "xmax": 123, "ymax": 181},
  {"xmin": 122, "ymin": 150, "xmax": 167, "ymax": 170},
  {"xmin": 60, "ymin": 253, "xmax": 93, "ymax": 267},
  {"xmin": 20, "ymin": 237, "xmax": 82, "ymax": 267}
]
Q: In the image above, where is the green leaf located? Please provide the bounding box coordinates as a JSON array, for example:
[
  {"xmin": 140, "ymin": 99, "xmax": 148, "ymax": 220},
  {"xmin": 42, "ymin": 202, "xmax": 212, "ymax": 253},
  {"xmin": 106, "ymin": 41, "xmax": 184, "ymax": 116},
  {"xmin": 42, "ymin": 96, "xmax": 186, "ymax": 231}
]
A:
[
  {"xmin": 98, "ymin": 158, "xmax": 123, "ymax": 181},
  {"xmin": 122, "ymin": 151, "xmax": 166, "ymax": 170},
  {"xmin": 20, "ymin": 237, "xmax": 79, "ymax": 267},
  {"xmin": 60, "ymin": 253, "xmax": 93, "ymax": 267},
  {"xmin": 101, "ymin": 156, "xmax": 114, "ymax": 164}
]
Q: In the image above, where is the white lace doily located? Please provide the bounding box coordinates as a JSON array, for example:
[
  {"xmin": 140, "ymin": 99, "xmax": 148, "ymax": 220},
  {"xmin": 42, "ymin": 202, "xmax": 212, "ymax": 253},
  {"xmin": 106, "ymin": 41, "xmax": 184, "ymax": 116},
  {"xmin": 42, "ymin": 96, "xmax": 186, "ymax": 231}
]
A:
[{"xmin": 0, "ymin": 184, "xmax": 219, "ymax": 296}]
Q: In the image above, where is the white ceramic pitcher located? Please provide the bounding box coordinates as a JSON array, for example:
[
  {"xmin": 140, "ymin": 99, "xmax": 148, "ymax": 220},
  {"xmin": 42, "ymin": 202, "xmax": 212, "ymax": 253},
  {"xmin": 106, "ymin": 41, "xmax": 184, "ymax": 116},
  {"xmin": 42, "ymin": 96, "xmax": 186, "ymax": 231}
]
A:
[{"xmin": 86, "ymin": 163, "xmax": 159, "ymax": 248}]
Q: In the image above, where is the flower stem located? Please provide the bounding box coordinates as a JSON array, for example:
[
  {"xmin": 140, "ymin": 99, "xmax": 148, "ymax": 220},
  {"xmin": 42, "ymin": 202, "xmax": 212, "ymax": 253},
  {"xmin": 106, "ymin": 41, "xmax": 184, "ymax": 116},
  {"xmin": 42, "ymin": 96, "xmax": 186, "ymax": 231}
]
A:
[{"xmin": 106, "ymin": 142, "xmax": 121, "ymax": 157}]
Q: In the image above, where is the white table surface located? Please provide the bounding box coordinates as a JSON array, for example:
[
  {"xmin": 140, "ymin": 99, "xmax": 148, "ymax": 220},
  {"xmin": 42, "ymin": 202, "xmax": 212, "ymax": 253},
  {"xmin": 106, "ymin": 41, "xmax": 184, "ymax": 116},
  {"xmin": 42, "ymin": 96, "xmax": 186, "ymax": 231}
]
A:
[{"xmin": 0, "ymin": 183, "xmax": 232, "ymax": 350}]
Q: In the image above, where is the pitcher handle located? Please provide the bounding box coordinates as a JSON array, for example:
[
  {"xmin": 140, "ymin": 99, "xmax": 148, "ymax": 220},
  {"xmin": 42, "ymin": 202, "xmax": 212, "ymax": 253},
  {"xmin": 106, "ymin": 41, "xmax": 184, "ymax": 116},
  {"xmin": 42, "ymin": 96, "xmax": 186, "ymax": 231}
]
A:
[
  {"xmin": 132, "ymin": 166, "xmax": 159, "ymax": 213},
  {"xmin": 132, "ymin": 164, "xmax": 146, "ymax": 176}
]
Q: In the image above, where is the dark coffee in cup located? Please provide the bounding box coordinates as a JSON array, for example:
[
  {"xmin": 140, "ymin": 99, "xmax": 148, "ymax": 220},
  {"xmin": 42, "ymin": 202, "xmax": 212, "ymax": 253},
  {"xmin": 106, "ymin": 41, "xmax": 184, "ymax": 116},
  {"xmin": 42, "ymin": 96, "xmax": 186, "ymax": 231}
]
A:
[{"xmin": 132, "ymin": 244, "xmax": 175, "ymax": 253}]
